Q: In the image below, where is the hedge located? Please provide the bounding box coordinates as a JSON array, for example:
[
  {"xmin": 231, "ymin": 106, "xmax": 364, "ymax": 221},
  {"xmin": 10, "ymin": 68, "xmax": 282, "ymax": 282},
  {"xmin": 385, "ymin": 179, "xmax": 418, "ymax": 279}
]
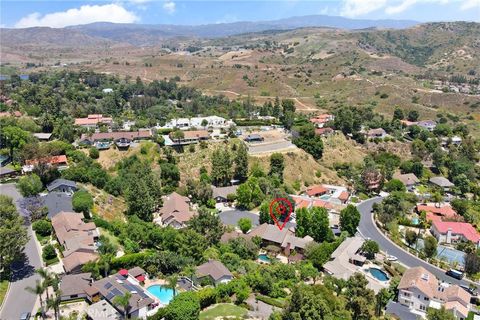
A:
[{"xmin": 255, "ymin": 295, "xmax": 285, "ymax": 308}]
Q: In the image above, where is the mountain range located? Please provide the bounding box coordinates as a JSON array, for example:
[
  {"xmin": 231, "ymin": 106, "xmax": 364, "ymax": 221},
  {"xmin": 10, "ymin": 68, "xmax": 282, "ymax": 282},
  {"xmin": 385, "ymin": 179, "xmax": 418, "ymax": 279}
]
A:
[{"xmin": 2, "ymin": 15, "xmax": 419, "ymax": 46}]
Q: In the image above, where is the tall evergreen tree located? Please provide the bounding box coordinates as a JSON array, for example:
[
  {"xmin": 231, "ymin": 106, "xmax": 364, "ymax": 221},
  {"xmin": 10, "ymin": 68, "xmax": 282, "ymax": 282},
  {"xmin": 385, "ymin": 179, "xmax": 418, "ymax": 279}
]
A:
[{"xmin": 234, "ymin": 143, "xmax": 249, "ymax": 182}]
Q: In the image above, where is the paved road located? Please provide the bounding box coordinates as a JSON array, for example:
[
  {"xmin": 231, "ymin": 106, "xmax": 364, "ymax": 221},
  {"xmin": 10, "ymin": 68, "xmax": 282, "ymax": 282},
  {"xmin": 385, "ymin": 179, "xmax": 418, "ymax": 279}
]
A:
[
  {"xmin": 357, "ymin": 197, "xmax": 479, "ymax": 289},
  {"xmin": 248, "ymin": 140, "xmax": 296, "ymax": 155},
  {"xmin": 0, "ymin": 184, "xmax": 42, "ymax": 320}
]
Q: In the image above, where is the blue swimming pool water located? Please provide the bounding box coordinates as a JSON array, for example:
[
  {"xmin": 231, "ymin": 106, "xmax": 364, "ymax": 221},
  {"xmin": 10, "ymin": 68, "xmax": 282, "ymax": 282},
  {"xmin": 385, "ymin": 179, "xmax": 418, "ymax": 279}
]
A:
[
  {"xmin": 412, "ymin": 218, "xmax": 419, "ymax": 225},
  {"xmin": 258, "ymin": 254, "xmax": 271, "ymax": 262},
  {"xmin": 319, "ymin": 195, "xmax": 331, "ymax": 200},
  {"xmin": 369, "ymin": 268, "xmax": 389, "ymax": 281},
  {"xmin": 147, "ymin": 285, "xmax": 174, "ymax": 304}
]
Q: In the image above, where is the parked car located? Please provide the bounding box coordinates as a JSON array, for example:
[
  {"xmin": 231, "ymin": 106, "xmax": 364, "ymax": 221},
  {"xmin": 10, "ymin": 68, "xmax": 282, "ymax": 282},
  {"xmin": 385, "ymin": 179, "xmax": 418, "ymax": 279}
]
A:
[
  {"xmin": 460, "ymin": 284, "xmax": 477, "ymax": 296},
  {"xmin": 446, "ymin": 269, "xmax": 464, "ymax": 280},
  {"xmin": 19, "ymin": 312, "xmax": 31, "ymax": 320},
  {"xmin": 387, "ymin": 255, "xmax": 398, "ymax": 262}
]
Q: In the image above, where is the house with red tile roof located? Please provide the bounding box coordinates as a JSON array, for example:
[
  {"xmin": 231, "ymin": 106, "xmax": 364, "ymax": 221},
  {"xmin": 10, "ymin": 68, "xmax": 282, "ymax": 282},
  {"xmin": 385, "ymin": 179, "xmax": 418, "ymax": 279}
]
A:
[
  {"xmin": 416, "ymin": 204, "xmax": 460, "ymax": 222},
  {"xmin": 74, "ymin": 114, "xmax": 113, "ymax": 128},
  {"xmin": 309, "ymin": 114, "xmax": 334, "ymax": 128},
  {"xmin": 23, "ymin": 155, "xmax": 68, "ymax": 173},
  {"xmin": 305, "ymin": 185, "xmax": 328, "ymax": 197},
  {"xmin": 431, "ymin": 221, "xmax": 480, "ymax": 247},
  {"xmin": 315, "ymin": 127, "xmax": 334, "ymax": 136}
]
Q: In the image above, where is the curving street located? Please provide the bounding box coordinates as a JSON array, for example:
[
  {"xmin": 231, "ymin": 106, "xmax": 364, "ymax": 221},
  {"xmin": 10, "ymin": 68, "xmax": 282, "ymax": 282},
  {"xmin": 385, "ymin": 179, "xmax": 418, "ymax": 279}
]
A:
[
  {"xmin": 0, "ymin": 184, "xmax": 42, "ymax": 320},
  {"xmin": 357, "ymin": 197, "xmax": 479, "ymax": 289}
]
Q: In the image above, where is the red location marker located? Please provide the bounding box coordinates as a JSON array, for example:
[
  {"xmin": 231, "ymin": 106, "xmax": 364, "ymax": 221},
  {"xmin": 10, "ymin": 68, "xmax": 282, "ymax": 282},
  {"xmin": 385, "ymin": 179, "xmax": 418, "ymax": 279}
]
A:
[{"xmin": 269, "ymin": 198, "xmax": 293, "ymax": 230}]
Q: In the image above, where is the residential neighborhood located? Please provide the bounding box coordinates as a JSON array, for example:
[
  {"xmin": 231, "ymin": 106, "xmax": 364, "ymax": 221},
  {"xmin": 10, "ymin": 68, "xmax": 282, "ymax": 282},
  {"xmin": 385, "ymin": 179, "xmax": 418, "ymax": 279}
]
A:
[{"xmin": 1, "ymin": 9, "xmax": 480, "ymax": 320}]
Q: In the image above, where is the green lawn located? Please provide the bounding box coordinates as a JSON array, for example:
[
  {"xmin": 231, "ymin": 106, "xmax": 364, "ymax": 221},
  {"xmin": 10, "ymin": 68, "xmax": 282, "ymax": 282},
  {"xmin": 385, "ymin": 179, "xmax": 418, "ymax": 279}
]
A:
[
  {"xmin": 0, "ymin": 280, "xmax": 9, "ymax": 308},
  {"xmin": 98, "ymin": 227, "xmax": 122, "ymax": 248},
  {"xmin": 199, "ymin": 303, "xmax": 248, "ymax": 320}
]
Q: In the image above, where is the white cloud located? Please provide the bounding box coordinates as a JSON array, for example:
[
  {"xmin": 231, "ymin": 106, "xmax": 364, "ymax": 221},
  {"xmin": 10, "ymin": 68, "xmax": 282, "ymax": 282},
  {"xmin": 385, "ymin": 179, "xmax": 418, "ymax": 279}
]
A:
[
  {"xmin": 385, "ymin": 0, "xmax": 449, "ymax": 14},
  {"xmin": 460, "ymin": 0, "xmax": 480, "ymax": 10},
  {"xmin": 385, "ymin": 0, "xmax": 418, "ymax": 13},
  {"xmin": 163, "ymin": 1, "xmax": 176, "ymax": 14},
  {"xmin": 15, "ymin": 4, "xmax": 138, "ymax": 28},
  {"xmin": 340, "ymin": 0, "xmax": 387, "ymax": 17}
]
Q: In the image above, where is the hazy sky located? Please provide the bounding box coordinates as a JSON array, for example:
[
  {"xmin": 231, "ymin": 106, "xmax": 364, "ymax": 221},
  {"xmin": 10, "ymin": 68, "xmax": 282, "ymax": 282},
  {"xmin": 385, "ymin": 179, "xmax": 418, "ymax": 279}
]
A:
[{"xmin": 1, "ymin": 0, "xmax": 479, "ymax": 28}]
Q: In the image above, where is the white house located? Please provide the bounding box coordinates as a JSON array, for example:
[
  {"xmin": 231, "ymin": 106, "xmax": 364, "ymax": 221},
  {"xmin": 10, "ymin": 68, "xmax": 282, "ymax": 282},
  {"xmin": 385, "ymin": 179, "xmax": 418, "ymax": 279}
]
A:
[{"xmin": 397, "ymin": 267, "xmax": 471, "ymax": 319}]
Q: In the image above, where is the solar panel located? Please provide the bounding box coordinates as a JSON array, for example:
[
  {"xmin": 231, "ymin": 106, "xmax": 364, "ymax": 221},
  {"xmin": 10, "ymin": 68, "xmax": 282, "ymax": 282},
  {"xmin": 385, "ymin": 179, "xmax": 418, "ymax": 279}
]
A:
[
  {"xmin": 139, "ymin": 291, "xmax": 148, "ymax": 299},
  {"xmin": 111, "ymin": 288, "xmax": 122, "ymax": 296},
  {"xmin": 106, "ymin": 292, "xmax": 116, "ymax": 300},
  {"xmin": 104, "ymin": 282, "xmax": 113, "ymax": 289}
]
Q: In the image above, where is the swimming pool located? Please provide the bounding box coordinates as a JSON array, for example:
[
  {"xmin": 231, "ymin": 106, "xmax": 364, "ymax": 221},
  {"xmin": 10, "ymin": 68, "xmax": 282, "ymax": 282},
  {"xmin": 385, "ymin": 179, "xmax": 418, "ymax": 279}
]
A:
[
  {"xmin": 147, "ymin": 285, "xmax": 174, "ymax": 304},
  {"xmin": 412, "ymin": 217, "xmax": 419, "ymax": 225},
  {"xmin": 258, "ymin": 253, "xmax": 271, "ymax": 263},
  {"xmin": 319, "ymin": 194, "xmax": 331, "ymax": 200},
  {"xmin": 369, "ymin": 268, "xmax": 389, "ymax": 281}
]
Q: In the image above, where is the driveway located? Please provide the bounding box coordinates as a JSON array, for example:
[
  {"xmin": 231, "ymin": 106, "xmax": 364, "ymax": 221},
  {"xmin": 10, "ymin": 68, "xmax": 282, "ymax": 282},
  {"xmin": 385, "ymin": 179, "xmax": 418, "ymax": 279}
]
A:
[
  {"xmin": 0, "ymin": 183, "xmax": 42, "ymax": 320},
  {"xmin": 357, "ymin": 197, "xmax": 479, "ymax": 289},
  {"xmin": 219, "ymin": 210, "xmax": 260, "ymax": 227}
]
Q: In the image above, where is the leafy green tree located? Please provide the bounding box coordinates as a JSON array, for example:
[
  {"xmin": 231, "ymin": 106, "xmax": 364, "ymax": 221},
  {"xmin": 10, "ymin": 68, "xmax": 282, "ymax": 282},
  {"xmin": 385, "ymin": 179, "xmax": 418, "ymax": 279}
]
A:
[
  {"xmin": 187, "ymin": 207, "xmax": 224, "ymax": 245},
  {"xmin": 340, "ymin": 205, "xmax": 361, "ymax": 236},
  {"xmin": 269, "ymin": 153, "xmax": 285, "ymax": 183},
  {"xmin": 360, "ymin": 240, "xmax": 379, "ymax": 259},
  {"xmin": 259, "ymin": 200, "xmax": 273, "ymax": 224},
  {"xmin": 160, "ymin": 162, "xmax": 181, "ymax": 190},
  {"xmin": 405, "ymin": 229, "xmax": 418, "ymax": 247},
  {"xmin": 393, "ymin": 107, "xmax": 404, "ymax": 121},
  {"xmin": 423, "ymin": 235, "xmax": 438, "ymax": 259},
  {"xmin": 234, "ymin": 143, "xmax": 249, "ymax": 182},
  {"xmin": 311, "ymin": 207, "xmax": 334, "ymax": 243},
  {"xmin": 292, "ymin": 123, "xmax": 324, "ymax": 159},
  {"xmin": 385, "ymin": 179, "xmax": 406, "ymax": 192},
  {"xmin": 164, "ymin": 291, "xmax": 200, "ymax": 320},
  {"xmin": 17, "ymin": 173, "xmax": 44, "ymax": 197},
  {"xmin": 25, "ymin": 280, "xmax": 46, "ymax": 319},
  {"xmin": 1, "ymin": 125, "xmax": 31, "ymax": 159},
  {"xmin": 299, "ymin": 262, "xmax": 319, "ymax": 283},
  {"xmin": 464, "ymin": 252, "xmax": 480, "ymax": 276},
  {"xmin": 235, "ymin": 177, "xmax": 264, "ymax": 210},
  {"xmin": 89, "ymin": 147, "xmax": 99, "ymax": 159},
  {"xmin": 238, "ymin": 217, "xmax": 252, "ymax": 234},
  {"xmin": 407, "ymin": 110, "xmax": 419, "ymax": 122},
  {"xmin": 453, "ymin": 174, "xmax": 470, "ymax": 194},
  {"xmin": 97, "ymin": 235, "xmax": 118, "ymax": 256},
  {"xmin": 345, "ymin": 273, "xmax": 375, "ymax": 320},
  {"xmin": 0, "ymin": 195, "xmax": 29, "ymax": 272},
  {"xmin": 32, "ymin": 219, "xmax": 52, "ymax": 237},
  {"xmin": 426, "ymin": 306, "xmax": 456, "ymax": 320},
  {"xmin": 42, "ymin": 244, "xmax": 57, "ymax": 261},
  {"xmin": 72, "ymin": 190, "xmax": 94, "ymax": 218},
  {"xmin": 211, "ymin": 148, "xmax": 232, "ymax": 187},
  {"xmin": 375, "ymin": 287, "xmax": 394, "ymax": 316}
]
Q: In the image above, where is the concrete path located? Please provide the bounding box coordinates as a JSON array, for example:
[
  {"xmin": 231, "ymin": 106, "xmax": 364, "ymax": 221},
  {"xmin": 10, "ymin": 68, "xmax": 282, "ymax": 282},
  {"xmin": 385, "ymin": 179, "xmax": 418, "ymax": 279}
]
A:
[{"xmin": 0, "ymin": 183, "xmax": 42, "ymax": 320}]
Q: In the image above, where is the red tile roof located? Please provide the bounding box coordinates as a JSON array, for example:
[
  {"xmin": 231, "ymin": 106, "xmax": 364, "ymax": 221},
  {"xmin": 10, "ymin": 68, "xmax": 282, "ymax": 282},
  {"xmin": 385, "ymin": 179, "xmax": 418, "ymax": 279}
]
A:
[
  {"xmin": 305, "ymin": 185, "xmax": 328, "ymax": 197},
  {"xmin": 315, "ymin": 128, "xmax": 334, "ymax": 135},
  {"xmin": 432, "ymin": 221, "xmax": 480, "ymax": 243},
  {"xmin": 310, "ymin": 114, "xmax": 333, "ymax": 124},
  {"xmin": 74, "ymin": 114, "xmax": 113, "ymax": 126},
  {"xmin": 312, "ymin": 200, "xmax": 334, "ymax": 209},
  {"xmin": 26, "ymin": 155, "xmax": 68, "ymax": 166},
  {"xmin": 417, "ymin": 205, "xmax": 459, "ymax": 220},
  {"xmin": 338, "ymin": 191, "xmax": 349, "ymax": 201}
]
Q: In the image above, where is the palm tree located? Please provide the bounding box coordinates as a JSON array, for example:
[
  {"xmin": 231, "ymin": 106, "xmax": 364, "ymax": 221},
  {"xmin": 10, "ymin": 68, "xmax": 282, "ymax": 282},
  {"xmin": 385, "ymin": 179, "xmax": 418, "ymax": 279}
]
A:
[
  {"xmin": 113, "ymin": 292, "xmax": 132, "ymax": 320},
  {"xmin": 36, "ymin": 268, "xmax": 53, "ymax": 300},
  {"xmin": 182, "ymin": 265, "xmax": 195, "ymax": 286},
  {"xmin": 167, "ymin": 275, "xmax": 178, "ymax": 297},
  {"xmin": 47, "ymin": 290, "xmax": 61, "ymax": 320},
  {"xmin": 26, "ymin": 280, "xmax": 45, "ymax": 320}
]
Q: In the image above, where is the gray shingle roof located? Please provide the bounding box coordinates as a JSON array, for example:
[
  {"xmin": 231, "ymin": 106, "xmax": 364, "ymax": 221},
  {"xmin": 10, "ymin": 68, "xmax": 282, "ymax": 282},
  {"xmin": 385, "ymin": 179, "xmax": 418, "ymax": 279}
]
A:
[
  {"xmin": 47, "ymin": 179, "xmax": 77, "ymax": 192},
  {"xmin": 430, "ymin": 176, "xmax": 454, "ymax": 187},
  {"xmin": 196, "ymin": 260, "xmax": 233, "ymax": 281}
]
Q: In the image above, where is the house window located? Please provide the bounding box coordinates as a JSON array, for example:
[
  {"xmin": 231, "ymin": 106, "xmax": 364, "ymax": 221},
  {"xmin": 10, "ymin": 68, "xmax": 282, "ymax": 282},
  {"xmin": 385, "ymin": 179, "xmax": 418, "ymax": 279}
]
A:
[
  {"xmin": 423, "ymin": 297, "xmax": 429, "ymax": 301},
  {"xmin": 403, "ymin": 292, "xmax": 410, "ymax": 297},
  {"xmin": 420, "ymin": 305, "xmax": 426, "ymax": 311},
  {"xmin": 418, "ymin": 295, "xmax": 420, "ymax": 298}
]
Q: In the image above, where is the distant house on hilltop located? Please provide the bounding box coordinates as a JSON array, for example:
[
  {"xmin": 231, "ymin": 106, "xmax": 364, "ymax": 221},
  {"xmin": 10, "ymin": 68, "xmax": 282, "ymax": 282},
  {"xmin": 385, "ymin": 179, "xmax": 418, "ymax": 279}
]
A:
[{"xmin": 74, "ymin": 114, "xmax": 113, "ymax": 129}]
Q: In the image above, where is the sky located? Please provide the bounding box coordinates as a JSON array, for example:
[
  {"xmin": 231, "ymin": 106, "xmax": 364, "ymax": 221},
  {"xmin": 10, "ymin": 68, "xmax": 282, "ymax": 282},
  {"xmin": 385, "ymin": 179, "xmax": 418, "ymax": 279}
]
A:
[{"xmin": 1, "ymin": 0, "xmax": 479, "ymax": 28}]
